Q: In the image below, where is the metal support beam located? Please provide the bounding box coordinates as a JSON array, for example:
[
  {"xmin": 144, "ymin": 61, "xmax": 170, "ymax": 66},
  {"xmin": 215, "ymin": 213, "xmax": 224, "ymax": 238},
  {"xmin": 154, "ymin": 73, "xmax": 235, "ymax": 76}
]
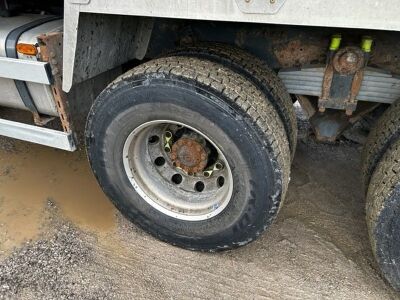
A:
[
  {"xmin": 0, "ymin": 118, "xmax": 76, "ymax": 151},
  {"xmin": 0, "ymin": 57, "xmax": 52, "ymax": 84}
]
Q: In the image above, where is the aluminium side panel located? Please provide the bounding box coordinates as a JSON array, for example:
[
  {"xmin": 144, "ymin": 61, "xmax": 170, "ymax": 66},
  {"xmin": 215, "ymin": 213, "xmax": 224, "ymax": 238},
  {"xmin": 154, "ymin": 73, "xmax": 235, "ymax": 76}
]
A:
[{"xmin": 63, "ymin": 0, "xmax": 400, "ymax": 92}]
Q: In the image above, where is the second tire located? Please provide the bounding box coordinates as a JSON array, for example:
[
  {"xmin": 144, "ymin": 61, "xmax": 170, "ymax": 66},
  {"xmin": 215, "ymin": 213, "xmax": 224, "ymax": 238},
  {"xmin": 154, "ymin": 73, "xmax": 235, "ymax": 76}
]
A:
[{"xmin": 166, "ymin": 43, "xmax": 298, "ymax": 160}]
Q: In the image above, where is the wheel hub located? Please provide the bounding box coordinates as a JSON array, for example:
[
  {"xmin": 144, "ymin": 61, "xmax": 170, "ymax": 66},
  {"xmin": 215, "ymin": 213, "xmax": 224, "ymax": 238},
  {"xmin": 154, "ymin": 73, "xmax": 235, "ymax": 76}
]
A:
[
  {"xmin": 123, "ymin": 120, "xmax": 233, "ymax": 221},
  {"xmin": 170, "ymin": 138, "xmax": 208, "ymax": 174}
]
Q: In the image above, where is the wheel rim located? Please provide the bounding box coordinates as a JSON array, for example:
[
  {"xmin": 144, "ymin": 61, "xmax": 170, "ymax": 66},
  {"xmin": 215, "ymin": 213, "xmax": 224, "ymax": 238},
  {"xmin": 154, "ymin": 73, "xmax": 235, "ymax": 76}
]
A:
[{"xmin": 122, "ymin": 120, "xmax": 233, "ymax": 221}]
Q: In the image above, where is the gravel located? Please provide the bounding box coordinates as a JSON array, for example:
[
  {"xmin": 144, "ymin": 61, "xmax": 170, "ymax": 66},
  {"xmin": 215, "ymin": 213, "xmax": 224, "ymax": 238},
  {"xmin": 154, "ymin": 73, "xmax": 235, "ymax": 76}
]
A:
[{"xmin": 0, "ymin": 201, "xmax": 115, "ymax": 300}]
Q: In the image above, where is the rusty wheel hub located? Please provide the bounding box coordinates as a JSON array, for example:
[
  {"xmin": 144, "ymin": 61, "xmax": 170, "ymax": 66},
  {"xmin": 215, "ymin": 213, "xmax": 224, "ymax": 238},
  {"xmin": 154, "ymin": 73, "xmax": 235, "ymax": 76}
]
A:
[{"xmin": 170, "ymin": 138, "xmax": 208, "ymax": 174}]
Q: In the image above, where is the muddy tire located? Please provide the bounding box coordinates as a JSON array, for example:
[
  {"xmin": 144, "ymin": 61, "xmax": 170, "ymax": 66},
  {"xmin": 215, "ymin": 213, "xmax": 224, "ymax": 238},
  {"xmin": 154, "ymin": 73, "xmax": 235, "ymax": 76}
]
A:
[
  {"xmin": 86, "ymin": 56, "xmax": 290, "ymax": 251},
  {"xmin": 366, "ymin": 138, "xmax": 400, "ymax": 290},
  {"xmin": 362, "ymin": 99, "xmax": 400, "ymax": 190},
  {"xmin": 166, "ymin": 43, "xmax": 297, "ymax": 159}
]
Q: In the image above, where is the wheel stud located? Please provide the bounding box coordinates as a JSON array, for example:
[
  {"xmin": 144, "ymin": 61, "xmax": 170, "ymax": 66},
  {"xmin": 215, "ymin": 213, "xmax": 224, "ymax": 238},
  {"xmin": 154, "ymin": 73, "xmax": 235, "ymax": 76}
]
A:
[
  {"xmin": 164, "ymin": 131, "xmax": 173, "ymax": 153},
  {"xmin": 165, "ymin": 131, "xmax": 173, "ymax": 139},
  {"xmin": 203, "ymin": 170, "xmax": 213, "ymax": 178},
  {"xmin": 203, "ymin": 161, "xmax": 224, "ymax": 177}
]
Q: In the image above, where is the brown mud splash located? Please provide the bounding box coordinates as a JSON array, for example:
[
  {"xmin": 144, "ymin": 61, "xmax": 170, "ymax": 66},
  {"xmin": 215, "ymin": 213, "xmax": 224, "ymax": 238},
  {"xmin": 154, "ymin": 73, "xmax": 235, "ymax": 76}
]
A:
[{"xmin": 0, "ymin": 140, "xmax": 115, "ymax": 255}]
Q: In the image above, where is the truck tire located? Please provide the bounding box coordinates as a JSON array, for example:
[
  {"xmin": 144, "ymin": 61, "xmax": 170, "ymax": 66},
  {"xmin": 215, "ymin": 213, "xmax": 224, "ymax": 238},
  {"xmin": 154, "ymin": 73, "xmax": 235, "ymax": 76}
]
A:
[
  {"xmin": 362, "ymin": 99, "xmax": 400, "ymax": 190},
  {"xmin": 366, "ymin": 138, "xmax": 400, "ymax": 290},
  {"xmin": 166, "ymin": 43, "xmax": 297, "ymax": 160},
  {"xmin": 86, "ymin": 56, "xmax": 290, "ymax": 251}
]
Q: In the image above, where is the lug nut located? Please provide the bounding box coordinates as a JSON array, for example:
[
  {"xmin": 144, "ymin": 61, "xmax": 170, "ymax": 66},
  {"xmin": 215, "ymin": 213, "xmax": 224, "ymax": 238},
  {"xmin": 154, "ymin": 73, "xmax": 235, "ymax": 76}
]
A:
[
  {"xmin": 203, "ymin": 170, "xmax": 213, "ymax": 178},
  {"xmin": 165, "ymin": 131, "xmax": 172, "ymax": 139}
]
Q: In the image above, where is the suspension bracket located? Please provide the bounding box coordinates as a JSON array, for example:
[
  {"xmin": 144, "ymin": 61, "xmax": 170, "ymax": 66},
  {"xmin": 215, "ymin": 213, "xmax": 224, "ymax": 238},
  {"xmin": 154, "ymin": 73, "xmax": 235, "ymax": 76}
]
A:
[{"xmin": 318, "ymin": 35, "xmax": 373, "ymax": 116}]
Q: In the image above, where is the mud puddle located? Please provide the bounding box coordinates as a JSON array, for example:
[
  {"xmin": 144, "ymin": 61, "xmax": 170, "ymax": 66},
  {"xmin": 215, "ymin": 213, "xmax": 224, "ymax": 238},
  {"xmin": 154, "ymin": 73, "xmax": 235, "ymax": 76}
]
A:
[{"xmin": 0, "ymin": 139, "xmax": 115, "ymax": 256}]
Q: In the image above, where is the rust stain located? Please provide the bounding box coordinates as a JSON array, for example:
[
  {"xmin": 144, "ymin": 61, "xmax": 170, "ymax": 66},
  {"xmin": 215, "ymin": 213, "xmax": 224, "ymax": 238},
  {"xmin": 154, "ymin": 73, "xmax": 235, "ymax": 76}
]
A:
[
  {"xmin": 38, "ymin": 33, "xmax": 73, "ymax": 133},
  {"xmin": 170, "ymin": 138, "xmax": 208, "ymax": 174},
  {"xmin": 274, "ymin": 40, "xmax": 323, "ymax": 67}
]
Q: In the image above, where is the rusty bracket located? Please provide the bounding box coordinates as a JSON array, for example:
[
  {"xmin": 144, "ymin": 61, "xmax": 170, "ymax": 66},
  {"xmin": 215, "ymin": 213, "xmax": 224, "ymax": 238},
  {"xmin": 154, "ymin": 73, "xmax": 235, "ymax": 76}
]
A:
[
  {"xmin": 33, "ymin": 114, "xmax": 55, "ymax": 126},
  {"xmin": 38, "ymin": 32, "xmax": 73, "ymax": 133},
  {"xmin": 346, "ymin": 69, "xmax": 364, "ymax": 115},
  {"xmin": 318, "ymin": 47, "xmax": 366, "ymax": 116},
  {"xmin": 319, "ymin": 64, "xmax": 334, "ymax": 109}
]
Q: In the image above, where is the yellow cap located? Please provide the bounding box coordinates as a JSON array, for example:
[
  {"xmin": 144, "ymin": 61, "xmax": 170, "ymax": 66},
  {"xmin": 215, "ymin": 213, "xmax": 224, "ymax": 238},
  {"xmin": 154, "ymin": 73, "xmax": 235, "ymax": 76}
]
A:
[
  {"xmin": 329, "ymin": 34, "xmax": 342, "ymax": 51},
  {"xmin": 361, "ymin": 36, "xmax": 373, "ymax": 53}
]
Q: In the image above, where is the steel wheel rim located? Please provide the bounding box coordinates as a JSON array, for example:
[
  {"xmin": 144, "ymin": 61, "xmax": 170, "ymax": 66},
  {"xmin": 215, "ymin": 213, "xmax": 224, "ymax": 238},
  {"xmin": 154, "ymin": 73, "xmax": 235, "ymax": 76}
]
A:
[{"xmin": 122, "ymin": 120, "xmax": 233, "ymax": 221}]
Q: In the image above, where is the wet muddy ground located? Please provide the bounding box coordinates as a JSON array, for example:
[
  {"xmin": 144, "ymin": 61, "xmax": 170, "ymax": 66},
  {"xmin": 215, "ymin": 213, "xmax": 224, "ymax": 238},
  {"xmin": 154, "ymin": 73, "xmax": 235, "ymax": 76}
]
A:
[{"xmin": 0, "ymin": 118, "xmax": 399, "ymax": 299}]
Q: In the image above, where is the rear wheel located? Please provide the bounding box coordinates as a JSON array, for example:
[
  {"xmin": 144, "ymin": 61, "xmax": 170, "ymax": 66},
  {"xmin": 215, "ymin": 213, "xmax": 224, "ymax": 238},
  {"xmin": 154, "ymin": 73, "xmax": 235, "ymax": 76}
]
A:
[
  {"xmin": 86, "ymin": 56, "xmax": 290, "ymax": 251},
  {"xmin": 366, "ymin": 138, "xmax": 400, "ymax": 290}
]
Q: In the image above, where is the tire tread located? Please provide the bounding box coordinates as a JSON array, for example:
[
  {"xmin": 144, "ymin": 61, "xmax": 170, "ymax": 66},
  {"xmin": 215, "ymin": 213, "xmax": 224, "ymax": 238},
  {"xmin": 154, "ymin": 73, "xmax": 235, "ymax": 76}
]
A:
[
  {"xmin": 165, "ymin": 43, "xmax": 297, "ymax": 159},
  {"xmin": 362, "ymin": 99, "xmax": 400, "ymax": 190}
]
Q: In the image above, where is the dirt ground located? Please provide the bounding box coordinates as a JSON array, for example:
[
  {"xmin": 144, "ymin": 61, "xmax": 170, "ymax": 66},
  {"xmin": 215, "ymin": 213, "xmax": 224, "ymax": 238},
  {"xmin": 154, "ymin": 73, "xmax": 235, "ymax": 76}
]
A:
[{"xmin": 0, "ymin": 114, "xmax": 399, "ymax": 299}]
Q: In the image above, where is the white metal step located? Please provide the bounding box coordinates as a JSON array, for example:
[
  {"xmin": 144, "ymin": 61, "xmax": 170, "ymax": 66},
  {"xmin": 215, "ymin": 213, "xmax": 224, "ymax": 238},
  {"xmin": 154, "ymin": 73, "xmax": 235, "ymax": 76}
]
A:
[
  {"xmin": 0, "ymin": 118, "xmax": 76, "ymax": 151},
  {"xmin": 0, "ymin": 57, "xmax": 52, "ymax": 85}
]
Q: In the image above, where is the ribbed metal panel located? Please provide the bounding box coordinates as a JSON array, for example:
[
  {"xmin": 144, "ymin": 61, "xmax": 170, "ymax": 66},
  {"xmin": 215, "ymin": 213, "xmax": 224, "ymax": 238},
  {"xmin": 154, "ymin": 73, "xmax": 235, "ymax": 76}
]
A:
[{"xmin": 278, "ymin": 67, "xmax": 400, "ymax": 104}]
